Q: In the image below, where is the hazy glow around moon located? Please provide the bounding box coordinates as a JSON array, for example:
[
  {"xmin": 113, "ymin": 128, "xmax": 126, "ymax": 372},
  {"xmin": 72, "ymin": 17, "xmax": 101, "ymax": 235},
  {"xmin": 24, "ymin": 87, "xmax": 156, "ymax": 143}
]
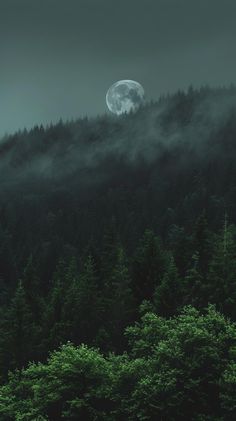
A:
[{"xmin": 106, "ymin": 80, "xmax": 145, "ymax": 115}]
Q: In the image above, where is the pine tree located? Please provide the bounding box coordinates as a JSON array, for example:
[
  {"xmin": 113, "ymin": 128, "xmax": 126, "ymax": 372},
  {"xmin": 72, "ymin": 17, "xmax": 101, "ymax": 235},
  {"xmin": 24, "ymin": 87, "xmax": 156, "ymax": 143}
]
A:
[
  {"xmin": 104, "ymin": 246, "xmax": 134, "ymax": 350},
  {"xmin": 21, "ymin": 255, "xmax": 42, "ymax": 320},
  {"xmin": 80, "ymin": 239, "xmax": 101, "ymax": 279},
  {"xmin": 100, "ymin": 218, "xmax": 119, "ymax": 285},
  {"xmin": 45, "ymin": 278, "xmax": 68, "ymax": 350},
  {"xmin": 52, "ymin": 257, "xmax": 67, "ymax": 287},
  {"xmin": 167, "ymin": 224, "xmax": 193, "ymax": 276},
  {"xmin": 0, "ymin": 225, "xmax": 16, "ymax": 290},
  {"xmin": 192, "ymin": 211, "xmax": 211, "ymax": 274},
  {"xmin": 206, "ymin": 217, "xmax": 236, "ymax": 318},
  {"xmin": 69, "ymin": 254, "xmax": 101, "ymax": 345},
  {"xmin": 65, "ymin": 256, "xmax": 78, "ymax": 286},
  {"xmin": 132, "ymin": 229, "xmax": 165, "ymax": 303},
  {"xmin": 59, "ymin": 256, "xmax": 81, "ymax": 342},
  {"xmin": 43, "ymin": 258, "xmax": 69, "ymax": 350},
  {"xmin": 153, "ymin": 255, "xmax": 183, "ymax": 317},
  {"xmin": 184, "ymin": 252, "xmax": 206, "ymax": 308},
  {"xmin": 0, "ymin": 281, "xmax": 38, "ymax": 374}
]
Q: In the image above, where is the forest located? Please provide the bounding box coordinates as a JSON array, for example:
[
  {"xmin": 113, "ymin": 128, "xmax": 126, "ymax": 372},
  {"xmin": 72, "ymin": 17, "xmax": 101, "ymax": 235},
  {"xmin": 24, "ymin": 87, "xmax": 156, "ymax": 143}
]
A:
[{"xmin": 0, "ymin": 86, "xmax": 236, "ymax": 419}]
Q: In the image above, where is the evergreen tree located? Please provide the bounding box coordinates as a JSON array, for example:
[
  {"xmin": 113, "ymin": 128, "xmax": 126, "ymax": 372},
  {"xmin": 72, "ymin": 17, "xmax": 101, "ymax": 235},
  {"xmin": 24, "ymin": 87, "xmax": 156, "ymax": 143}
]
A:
[
  {"xmin": 167, "ymin": 224, "xmax": 193, "ymax": 276},
  {"xmin": 42, "ymin": 258, "xmax": 69, "ymax": 351},
  {"xmin": 103, "ymin": 246, "xmax": 134, "ymax": 350},
  {"xmin": 153, "ymin": 255, "xmax": 183, "ymax": 317},
  {"xmin": 21, "ymin": 255, "xmax": 42, "ymax": 321},
  {"xmin": 132, "ymin": 229, "xmax": 165, "ymax": 303},
  {"xmin": 51, "ymin": 257, "xmax": 67, "ymax": 288},
  {"xmin": 207, "ymin": 218, "xmax": 236, "ymax": 318},
  {"xmin": 0, "ymin": 226, "xmax": 16, "ymax": 290},
  {"xmin": 68, "ymin": 254, "xmax": 101, "ymax": 345},
  {"xmin": 61, "ymin": 256, "xmax": 80, "ymax": 334},
  {"xmin": 192, "ymin": 210, "xmax": 211, "ymax": 274},
  {"xmin": 100, "ymin": 218, "xmax": 119, "ymax": 285},
  {"xmin": 64, "ymin": 256, "xmax": 79, "ymax": 287},
  {"xmin": 0, "ymin": 282, "xmax": 38, "ymax": 374},
  {"xmin": 184, "ymin": 252, "xmax": 207, "ymax": 308}
]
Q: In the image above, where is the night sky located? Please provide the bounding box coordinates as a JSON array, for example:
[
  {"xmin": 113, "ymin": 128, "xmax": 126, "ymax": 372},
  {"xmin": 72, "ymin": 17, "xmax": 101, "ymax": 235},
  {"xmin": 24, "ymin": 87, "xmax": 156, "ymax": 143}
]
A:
[{"xmin": 0, "ymin": 0, "xmax": 236, "ymax": 136}]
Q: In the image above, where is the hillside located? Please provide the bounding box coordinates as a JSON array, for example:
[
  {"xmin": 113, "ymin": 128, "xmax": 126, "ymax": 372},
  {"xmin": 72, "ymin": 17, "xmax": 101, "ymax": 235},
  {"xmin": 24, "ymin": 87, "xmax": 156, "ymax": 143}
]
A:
[
  {"xmin": 1, "ymin": 86, "xmax": 236, "ymax": 277},
  {"xmin": 0, "ymin": 86, "xmax": 236, "ymax": 419}
]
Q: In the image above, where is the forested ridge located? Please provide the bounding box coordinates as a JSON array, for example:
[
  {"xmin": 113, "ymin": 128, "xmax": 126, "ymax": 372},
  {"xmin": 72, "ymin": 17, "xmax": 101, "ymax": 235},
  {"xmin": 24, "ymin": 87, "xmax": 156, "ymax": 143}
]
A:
[{"xmin": 0, "ymin": 86, "xmax": 236, "ymax": 419}]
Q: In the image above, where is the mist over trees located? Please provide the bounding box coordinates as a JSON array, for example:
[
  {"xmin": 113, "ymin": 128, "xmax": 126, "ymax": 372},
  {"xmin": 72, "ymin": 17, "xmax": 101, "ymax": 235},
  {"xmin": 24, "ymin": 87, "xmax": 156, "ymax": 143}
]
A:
[{"xmin": 0, "ymin": 86, "xmax": 236, "ymax": 419}]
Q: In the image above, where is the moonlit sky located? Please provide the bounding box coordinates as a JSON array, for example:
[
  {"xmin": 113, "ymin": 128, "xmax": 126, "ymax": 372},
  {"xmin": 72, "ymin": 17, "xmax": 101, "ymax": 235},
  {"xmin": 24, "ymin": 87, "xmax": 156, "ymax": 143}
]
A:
[{"xmin": 0, "ymin": 0, "xmax": 236, "ymax": 136}]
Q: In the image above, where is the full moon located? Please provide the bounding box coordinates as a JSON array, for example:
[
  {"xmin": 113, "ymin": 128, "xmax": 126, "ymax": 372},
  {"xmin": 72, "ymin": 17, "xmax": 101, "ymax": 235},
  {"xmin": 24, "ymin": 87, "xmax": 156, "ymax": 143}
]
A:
[{"xmin": 106, "ymin": 80, "xmax": 145, "ymax": 115}]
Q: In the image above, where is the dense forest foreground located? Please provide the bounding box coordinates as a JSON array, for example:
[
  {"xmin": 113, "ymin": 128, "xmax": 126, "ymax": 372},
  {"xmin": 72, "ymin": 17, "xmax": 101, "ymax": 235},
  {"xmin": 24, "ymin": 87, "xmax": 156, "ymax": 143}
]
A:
[{"xmin": 0, "ymin": 86, "xmax": 236, "ymax": 419}]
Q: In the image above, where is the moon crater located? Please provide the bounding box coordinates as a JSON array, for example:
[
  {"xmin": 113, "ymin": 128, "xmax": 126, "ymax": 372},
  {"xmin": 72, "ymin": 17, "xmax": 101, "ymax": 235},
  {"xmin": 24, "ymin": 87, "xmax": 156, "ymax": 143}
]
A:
[{"xmin": 106, "ymin": 80, "xmax": 145, "ymax": 115}]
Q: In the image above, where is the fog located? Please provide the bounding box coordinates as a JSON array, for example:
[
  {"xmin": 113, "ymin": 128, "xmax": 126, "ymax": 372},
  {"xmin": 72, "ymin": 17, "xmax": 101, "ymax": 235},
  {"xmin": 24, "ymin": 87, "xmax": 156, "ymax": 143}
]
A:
[{"xmin": 0, "ymin": 86, "xmax": 236, "ymax": 198}]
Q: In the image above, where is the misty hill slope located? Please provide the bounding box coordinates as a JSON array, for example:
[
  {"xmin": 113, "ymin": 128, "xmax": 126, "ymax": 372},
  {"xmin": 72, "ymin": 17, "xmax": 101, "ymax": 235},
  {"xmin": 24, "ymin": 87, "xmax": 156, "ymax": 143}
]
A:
[{"xmin": 1, "ymin": 86, "xmax": 236, "ymax": 276}]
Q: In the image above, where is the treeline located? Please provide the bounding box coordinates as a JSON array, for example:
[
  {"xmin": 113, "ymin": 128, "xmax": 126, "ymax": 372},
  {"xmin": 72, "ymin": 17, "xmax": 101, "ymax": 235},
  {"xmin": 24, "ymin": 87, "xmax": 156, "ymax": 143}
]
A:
[{"xmin": 1, "ymin": 86, "xmax": 236, "ymax": 283}]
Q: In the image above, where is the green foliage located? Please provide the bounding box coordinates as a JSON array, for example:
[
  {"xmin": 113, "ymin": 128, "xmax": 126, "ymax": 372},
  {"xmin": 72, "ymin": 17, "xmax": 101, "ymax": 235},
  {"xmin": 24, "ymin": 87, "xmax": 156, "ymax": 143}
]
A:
[
  {"xmin": 123, "ymin": 305, "xmax": 236, "ymax": 420},
  {"xmin": 0, "ymin": 343, "xmax": 112, "ymax": 420},
  {"xmin": 220, "ymin": 361, "xmax": 236, "ymax": 419},
  {"xmin": 0, "ymin": 306, "xmax": 236, "ymax": 420}
]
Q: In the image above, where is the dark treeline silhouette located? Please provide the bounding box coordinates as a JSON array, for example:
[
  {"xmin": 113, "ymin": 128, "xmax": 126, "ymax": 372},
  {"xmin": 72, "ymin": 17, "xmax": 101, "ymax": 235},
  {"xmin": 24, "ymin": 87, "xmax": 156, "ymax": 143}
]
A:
[{"xmin": 0, "ymin": 86, "xmax": 236, "ymax": 419}]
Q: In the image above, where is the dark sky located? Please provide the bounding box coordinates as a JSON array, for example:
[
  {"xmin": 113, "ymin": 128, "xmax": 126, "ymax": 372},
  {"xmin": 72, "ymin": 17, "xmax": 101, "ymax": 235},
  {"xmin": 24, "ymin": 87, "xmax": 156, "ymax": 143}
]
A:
[{"xmin": 0, "ymin": 0, "xmax": 236, "ymax": 136}]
